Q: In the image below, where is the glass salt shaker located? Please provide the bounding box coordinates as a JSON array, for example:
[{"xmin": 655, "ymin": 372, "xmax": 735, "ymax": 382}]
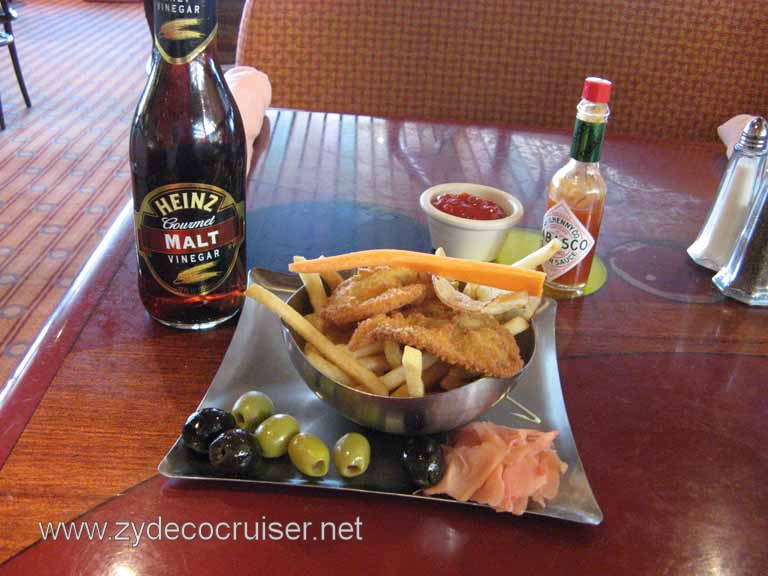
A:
[
  {"xmin": 688, "ymin": 116, "xmax": 768, "ymax": 271},
  {"xmin": 713, "ymin": 168, "xmax": 768, "ymax": 305}
]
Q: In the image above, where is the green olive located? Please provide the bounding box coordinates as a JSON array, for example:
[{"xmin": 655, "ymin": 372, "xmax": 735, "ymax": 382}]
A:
[
  {"xmin": 254, "ymin": 414, "xmax": 300, "ymax": 458},
  {"xmin": 288, "ymin": 433, "xmax": 330, "ymax": 477},
  {"xmin": 333, "ymin": 433, "xmax": 371, "ymax": 478},
  {"xmin": 232, "ymin": 391, "xmax": 274, "ymax": 431}
]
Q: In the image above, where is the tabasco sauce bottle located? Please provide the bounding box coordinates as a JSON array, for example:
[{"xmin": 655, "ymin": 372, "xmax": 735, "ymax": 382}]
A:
[{"xmin": 541, "ymin": 77, "xmax": 612, "ymax": 298}]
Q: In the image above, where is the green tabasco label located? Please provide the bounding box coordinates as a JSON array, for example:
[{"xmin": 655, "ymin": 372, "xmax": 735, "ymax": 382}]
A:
[
  {"xmin": 570, "ymin": 119, "xmax": 606, "ymax": 163},
  {"xmin": 154, "ymin": 0, "xmax": 217, "ymax": 65}
]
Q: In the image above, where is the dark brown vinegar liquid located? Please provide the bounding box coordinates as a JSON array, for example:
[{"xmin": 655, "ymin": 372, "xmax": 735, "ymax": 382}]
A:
[
  {"xmin": 136, "ymin": 257, "xmax": 246, "ymax": 328},
  {"xmin": 130, "ymin": 17, "xmax": 246, "ymax": 329}
]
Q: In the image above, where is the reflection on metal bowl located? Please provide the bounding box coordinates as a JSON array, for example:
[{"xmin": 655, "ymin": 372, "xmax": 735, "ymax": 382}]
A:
[{"xmin": 282, "ymin": 286, "xmax": 535, "ymax": 435}]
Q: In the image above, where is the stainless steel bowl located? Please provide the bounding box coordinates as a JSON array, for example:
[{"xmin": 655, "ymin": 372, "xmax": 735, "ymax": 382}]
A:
[{"xmin": 281, "ymin": 286, "xmax": 536, "ymax": 435}]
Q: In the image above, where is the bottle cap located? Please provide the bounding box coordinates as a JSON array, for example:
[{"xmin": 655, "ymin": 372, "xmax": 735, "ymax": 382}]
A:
[
  {"xmin": 737, "ymin": 116, "xmax": 768, "ymax": 152},
  {"xmin": 582, "ymin": 77, "xmax": 612, "ymax": 103}
]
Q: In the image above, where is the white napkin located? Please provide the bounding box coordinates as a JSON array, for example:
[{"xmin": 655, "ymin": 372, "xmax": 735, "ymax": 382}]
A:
[
  {"xmin": 718, "ymin": 114, "xmax": 756, "ymax": 158},
  {"xmin": 225, "ymin": 66, "xmax": 272, "ymax": 171}
]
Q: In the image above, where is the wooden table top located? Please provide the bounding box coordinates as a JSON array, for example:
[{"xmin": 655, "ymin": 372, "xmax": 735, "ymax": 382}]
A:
[{"xmin": 0, "ymin": 109, "xmax": 766, "ymax": 575}]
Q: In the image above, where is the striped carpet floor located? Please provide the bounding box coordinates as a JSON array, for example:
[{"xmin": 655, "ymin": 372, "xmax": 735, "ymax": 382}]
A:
[{"xmin": 0, "ymin": 0, "xmax": 148, "ymax": 385}]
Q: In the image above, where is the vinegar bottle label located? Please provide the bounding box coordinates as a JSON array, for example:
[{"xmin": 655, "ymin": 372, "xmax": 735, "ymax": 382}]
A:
[
  {"xmin": 154, "ymin": 0, "xmax": 217, "ymax": 65},
  {"xmin": 541, "ymin": 200, "xmax": 595, "ymax": 280},
  {"xmin": 136, "ymin": 183, "xmax": 244, "ymax": 297}
]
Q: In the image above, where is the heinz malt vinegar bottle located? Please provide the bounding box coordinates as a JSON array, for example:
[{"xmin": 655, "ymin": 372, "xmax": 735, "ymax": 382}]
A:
[{"xmin": 130, "ymin": 0, "xmax": 247, "ymax": 329}]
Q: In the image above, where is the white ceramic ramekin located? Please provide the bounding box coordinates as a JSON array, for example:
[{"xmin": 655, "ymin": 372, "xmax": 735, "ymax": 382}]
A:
[{"xmin": 419, "ymin": 183, "xmax": 524, "ymax": 261}]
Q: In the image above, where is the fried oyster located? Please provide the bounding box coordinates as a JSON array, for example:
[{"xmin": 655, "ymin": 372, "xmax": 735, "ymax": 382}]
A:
[
  {"xmin": 321, "ymin": 267, "xmax": 430, "ymax": 326},
  {"xmin": 348, "ymin": 299, "xmax": 524, "ymax": 378}
]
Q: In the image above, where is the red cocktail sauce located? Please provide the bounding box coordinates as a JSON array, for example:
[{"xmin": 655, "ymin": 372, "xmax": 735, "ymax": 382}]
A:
[{"xmin": 432, "ymin": 193, "xmax": 507, "ymax": 220}]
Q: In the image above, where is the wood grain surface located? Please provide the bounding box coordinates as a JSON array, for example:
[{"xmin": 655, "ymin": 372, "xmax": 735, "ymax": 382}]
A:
[{"xmin": 0, "ymin": 110, "xmax": 766, "ymax": 574}]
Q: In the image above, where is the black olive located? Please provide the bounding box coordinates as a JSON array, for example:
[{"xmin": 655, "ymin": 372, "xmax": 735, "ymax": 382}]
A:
[
  {"xmin": 401, "ymin": 436, "xmax": 446, "ymax": 488},
  {"xmin": 208, "ymin": 429, "xmax": 260, "ymax": 473},
  {"xmin": 182, "ymin": 408, "xmax": 236, "ymax": 455}
]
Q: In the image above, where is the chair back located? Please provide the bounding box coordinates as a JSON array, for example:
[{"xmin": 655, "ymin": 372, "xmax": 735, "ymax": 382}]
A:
[{"xmin": 237, "ymin": 0, "xmax": 767, "ymax": 140}]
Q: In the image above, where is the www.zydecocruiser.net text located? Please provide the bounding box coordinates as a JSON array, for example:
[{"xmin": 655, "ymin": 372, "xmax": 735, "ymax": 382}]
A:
[{"xmin": 39, "ymin": 516, "xmax": 364, "ymax": 547}]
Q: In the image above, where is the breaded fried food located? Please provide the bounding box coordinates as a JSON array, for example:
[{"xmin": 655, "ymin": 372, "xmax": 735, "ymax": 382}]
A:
[
  {"xmin": 348, "ymin": 301, "xmax": 524, "ymax": 378},
  {"xmin": 321, "ymin": 267, "xmax": 430, "ymax": 326}
]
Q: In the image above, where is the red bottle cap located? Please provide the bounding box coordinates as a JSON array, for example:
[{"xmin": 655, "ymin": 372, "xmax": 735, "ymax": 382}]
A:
[{"xmin": 581, "ymin": 77, "xmax": 612, "ymax": 103}]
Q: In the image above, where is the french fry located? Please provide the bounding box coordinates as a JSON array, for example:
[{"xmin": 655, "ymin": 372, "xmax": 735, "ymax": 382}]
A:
[
  {"xmin": 380, "ymin": 353, "xmax": 438, "ymax": 392},
  {"xmin": 403, "ymin": 346, "xmax": 424, "ymax": 398},
  {"xmin": 305, "ymin": 343, "xmax": 321, "ymax": 355},
  {"xmin": 422, "ymin": 362, "xmax": 450, "ymax": 390},
  {"xmin": 503, "ymin": 316, "xmax": 530, "ymax": 336},
  {"xmin": 493, "ymin": 295, "xmax": 540, "ymax": 322},
  {"xmin": 335, "ymin": 345, "xmax": 389, "ymax": 374},
  {"xmin": 349, "ymin": 342, "xmax": 384, "ymax": 358},
  {"xmin": 397, "ymin": 362, "xmax": 449, "ymax": 395},
  {"xmin": 475, "ymin": 285, "xmax": 493, "ymax": 301},
  {"xmin": 246, "ymin": 284, "xmax": 388, "ymax": 396},
  {"xmin": 481, "ymin": 290, "xmax": 529, "ymax": 314},
  {"xmin": 359, "ymin": 355, "xmax": 391, "ymax": 374},
  {"xmin": 383, "ymin": 340, "xmax": 403, "ymax": 369},
  {"xmin": 380, "ymin": 367, "xmax": 407, "ymax": 391},
  {"xmin": 293, "ymin": 256, "xmax": 328, "ymax": 313},
  {"xmin": 320, "ymin": 270, "xmax": 344, "ymax": 290},
  {"xmin": 512, "ymin": 239, "xmax": 563, "ymax": 270},
  {"xmin": 433, "ymin": 273, "xmax": 528, "ymax": 315},
  {"xmin": 392, "ymin": 384, "xmax": 410, "ymax": 398},
  {"xmin": 316, "ymin": 255, "xmax": 345, "ymax": 289},
  {"xmin": 305, "ymin": 346, "xmax": 357, "ymax": 389},
  {"xmin": 520, "ymin": 296, "xmax": 541, "ymax": 320},
  {"xmin": 430, "ymin": 237, "xmax": 542, "ymax": 317}
]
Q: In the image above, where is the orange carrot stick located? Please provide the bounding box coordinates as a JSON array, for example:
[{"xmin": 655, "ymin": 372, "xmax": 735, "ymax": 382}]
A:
[{"xmin": 288, "ymin": 250, "xmax": 545, "ymax": 296}]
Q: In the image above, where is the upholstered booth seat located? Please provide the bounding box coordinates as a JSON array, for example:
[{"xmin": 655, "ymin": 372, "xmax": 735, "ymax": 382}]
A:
[{"xmin": 236, "ymin": 0, "xmax": 767, "ymax": 140}]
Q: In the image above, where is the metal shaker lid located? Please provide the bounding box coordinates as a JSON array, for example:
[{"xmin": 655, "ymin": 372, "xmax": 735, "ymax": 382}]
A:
[{"xmin": 737, "ymin": 116, "xmax": 768, "ymax": 151}]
